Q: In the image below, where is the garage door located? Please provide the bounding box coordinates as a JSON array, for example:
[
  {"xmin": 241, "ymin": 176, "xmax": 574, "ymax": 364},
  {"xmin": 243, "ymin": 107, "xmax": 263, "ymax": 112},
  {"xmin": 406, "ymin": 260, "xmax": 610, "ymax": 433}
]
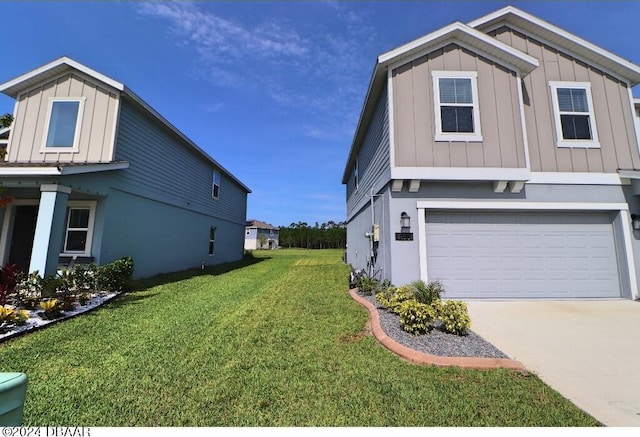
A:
[{"xmin": 425, "ymin": 211, "xmax": 622, "ymax": 299}]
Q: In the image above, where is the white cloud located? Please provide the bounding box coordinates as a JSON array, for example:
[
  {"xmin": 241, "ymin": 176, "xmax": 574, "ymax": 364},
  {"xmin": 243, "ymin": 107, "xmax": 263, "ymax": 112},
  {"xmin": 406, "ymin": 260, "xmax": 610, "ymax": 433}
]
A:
[{"xmin": 136, "ymin": 2, "xmax": 376, "ymax": 135}]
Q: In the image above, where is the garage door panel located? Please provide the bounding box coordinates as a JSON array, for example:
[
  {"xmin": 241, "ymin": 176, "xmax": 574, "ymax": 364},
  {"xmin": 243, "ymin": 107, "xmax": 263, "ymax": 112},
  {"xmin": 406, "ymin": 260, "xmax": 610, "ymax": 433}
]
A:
[{"xmin": 426, "ymin": 211, "xmax": 621, "ymax": 299}]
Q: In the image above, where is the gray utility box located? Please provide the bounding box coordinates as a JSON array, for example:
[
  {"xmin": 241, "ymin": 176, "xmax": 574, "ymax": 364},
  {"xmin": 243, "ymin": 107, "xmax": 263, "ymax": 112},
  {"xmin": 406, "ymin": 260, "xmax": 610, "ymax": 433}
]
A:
[{"xmin": 0, "ymin": 373, "xmax": 28, "ymax": 426}]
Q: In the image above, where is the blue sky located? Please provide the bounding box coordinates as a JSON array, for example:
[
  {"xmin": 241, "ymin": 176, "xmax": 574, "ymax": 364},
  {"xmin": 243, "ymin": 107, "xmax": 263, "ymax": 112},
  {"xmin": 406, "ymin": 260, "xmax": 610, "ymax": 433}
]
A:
[{"xmin": 1, "ymin": 1, "xmax": 640, "ymax": 227}]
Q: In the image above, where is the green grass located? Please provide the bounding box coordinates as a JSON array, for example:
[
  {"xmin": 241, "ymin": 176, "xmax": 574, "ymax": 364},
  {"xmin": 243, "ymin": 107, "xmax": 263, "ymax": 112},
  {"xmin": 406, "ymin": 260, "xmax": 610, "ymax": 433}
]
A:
[{"xmin": 0, "ymin": 249, "xmax": 600, "ymax": 426}]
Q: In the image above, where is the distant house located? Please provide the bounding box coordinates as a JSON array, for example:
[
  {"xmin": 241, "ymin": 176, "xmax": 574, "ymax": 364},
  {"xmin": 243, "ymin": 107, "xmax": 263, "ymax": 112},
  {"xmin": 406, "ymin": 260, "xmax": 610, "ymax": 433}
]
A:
[
  {"xmin": 244, "ymin": 219, "xmax": 279, "ymax": 250},
  {"xmin": 0, "ymin": 56, "xmax": 251, "ymax": 279},
  {"xmin": 343, "ymin": 6, "xmax": 640, "ymax": 300}
]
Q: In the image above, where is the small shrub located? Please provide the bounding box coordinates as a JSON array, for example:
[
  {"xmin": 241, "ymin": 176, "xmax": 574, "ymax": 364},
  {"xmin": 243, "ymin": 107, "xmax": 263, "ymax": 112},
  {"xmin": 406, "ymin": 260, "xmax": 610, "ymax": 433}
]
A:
[
  {"xmin": 355, "ymin": 275, "xmax": 379, "ymax": 296},
  {"xmin": 96, "ymin": 257, "xmax": 134, "ymax": 292},
  {"xmin": 379, "ymin": 285, "xmax": 415, "ymax": 314},
  {"xmin": 397, "ymin": 299, "xmax": 437, "ymax": 334},
  {"xmin": 411, "ymin": 280, "xmax": 445, "ymax": 305},
  {"xmin": 439, "ymin": 300, "xmax": 471, "ymax": 335},
  {"xmin": 39, "ymin": 298, "xmax": 63, "ymax": 320},
  {"xmin": 0, "ymin": 263, "xmax": 22, "ymax": 305},
  {"xmin": 41, "ymin": 275, "xmax": 63, "ymax": 298},
  {"xmin": 375, "ymin": 285, "xmax": 397, "ymax": 308},
  {"xmin": 16, "ymin": 272, "xmax": 42, "ymax": 309},
  {"xmin": 0, "ymin": 305, "xmax": 29, "ymax": 334},
  {"xmin": 77, "ymin": 292, "xmax": 92, "ymax": 306}
]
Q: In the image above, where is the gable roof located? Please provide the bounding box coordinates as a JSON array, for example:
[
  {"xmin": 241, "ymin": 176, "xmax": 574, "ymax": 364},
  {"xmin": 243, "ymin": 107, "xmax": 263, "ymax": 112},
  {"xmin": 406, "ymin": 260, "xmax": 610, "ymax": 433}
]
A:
[
  {"xmin": 342, "ymin": 6, "xmax": 640, "ymax": 184},
  {"xmin": 246, "ymin": 219, "xmax": 278, "ymax": 230},
  {"xmin": 341, "ymin": 20, "xmax": 539, "ymax": 184},
  {"xmin": 0, "ymin": 56, "xmax": 251, "ymax": 193},
  {"xmin": 468, "ymin": 6, "xmax": 640, "ymax": 86}
]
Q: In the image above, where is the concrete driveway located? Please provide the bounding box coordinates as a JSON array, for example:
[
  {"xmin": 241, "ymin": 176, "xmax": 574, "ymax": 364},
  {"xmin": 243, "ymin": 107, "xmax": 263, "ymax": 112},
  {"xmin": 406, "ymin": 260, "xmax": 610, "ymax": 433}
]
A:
[{"xmin": 465, "ymin": 300, "xmax": 640, "ymax": 426}]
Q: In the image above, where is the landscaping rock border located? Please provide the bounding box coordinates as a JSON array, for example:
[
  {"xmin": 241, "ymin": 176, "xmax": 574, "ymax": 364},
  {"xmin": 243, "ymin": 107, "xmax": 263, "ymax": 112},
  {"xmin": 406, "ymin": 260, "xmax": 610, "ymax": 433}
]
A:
[
  {"xmin": 350, "ymin": 289, "xmax": 525, "ymax": 370},
  {"xmin": 0, "ymin": 292, "xmax": 120, "ymax": 343}
]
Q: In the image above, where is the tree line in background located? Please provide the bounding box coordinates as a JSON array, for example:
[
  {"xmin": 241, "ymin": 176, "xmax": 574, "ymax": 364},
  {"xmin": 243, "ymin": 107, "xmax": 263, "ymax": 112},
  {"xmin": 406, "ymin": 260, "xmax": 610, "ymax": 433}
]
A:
[{"xmin": 278, "ymin": 221, "xmax": 346, "ymax": 249}]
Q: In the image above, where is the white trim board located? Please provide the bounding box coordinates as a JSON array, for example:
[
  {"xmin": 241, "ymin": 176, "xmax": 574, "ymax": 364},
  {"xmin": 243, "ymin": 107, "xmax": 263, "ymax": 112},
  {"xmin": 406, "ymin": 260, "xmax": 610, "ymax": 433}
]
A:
[
  {"xmin": 416, "ymin": 200, "xmax": 628, "ymax": 211},
  {"xmin": 528, "ymin": 172, "xmax": 626, "ymax": 185},
  {"xmin": 391, "ymin": 166, "xmax": 530, "ymax": 181}
]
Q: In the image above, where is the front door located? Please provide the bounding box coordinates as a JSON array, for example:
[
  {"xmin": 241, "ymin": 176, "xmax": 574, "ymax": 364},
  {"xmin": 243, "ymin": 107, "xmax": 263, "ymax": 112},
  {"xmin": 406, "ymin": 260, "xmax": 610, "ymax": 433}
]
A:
[{"xmin": 9, "ymin": 205, "xmax": 39, "ymax": 274}]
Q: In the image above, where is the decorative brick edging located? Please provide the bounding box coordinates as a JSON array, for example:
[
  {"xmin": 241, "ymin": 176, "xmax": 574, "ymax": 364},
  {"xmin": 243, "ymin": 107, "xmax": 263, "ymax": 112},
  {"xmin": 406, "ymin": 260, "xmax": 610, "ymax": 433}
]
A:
[{"xmin": 349, "ymin": 289, "xmax": 525, "ymax": 370}]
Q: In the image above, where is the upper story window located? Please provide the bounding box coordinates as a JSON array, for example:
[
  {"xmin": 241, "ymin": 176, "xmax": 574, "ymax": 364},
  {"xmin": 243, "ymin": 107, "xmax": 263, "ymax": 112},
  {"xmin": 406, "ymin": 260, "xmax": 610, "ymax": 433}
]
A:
[
  {"xmin": 354, "ymin": 158, "xmax": 359, "ymax": 191},
  {"xmin": 212, "ymin": 169, "xmax": 221, "ymax": 199},
  {"xmin": 432, "ymin": 71, "xmax": 482, "ymax": 142},
  {"xmin": 43, "ymin": 98, "xmax": 85, "ymax": 151},
  {"xmin": 549, "ymin": 82, "xmax": 600, "ymax": 148}
]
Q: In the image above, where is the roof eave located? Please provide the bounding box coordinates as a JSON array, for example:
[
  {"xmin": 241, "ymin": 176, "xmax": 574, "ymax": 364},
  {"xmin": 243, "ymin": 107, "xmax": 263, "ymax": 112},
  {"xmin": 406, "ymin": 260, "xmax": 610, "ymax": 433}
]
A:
[
  {"xmin": 122, "ymin": 88, "xmax": 252, "ymax": 194},
  {"xmin": 0, "ymin": 56, "xmax": 125, "ymax": 98},
  {"xmin": 469, "ymin": 6, "xmax": 640, "ymax": 86},
  {"xmin": 342, "ymin": 22, "xmax": 538, "ymax": 184}
]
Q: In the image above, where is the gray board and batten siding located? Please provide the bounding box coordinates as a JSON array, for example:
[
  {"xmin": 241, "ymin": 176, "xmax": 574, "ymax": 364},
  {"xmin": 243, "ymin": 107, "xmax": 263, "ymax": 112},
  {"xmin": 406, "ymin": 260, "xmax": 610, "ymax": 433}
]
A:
[
  {"xmin": 6, "ymin": 71, "xmax": 118, "ymax": 163},
  {"xmin": 491, "ymin": 26, "xmax": 640, "ymax": 173},
  {"xmin": 392, "ymin": 43, "xmax": 527, "ymax": 169}
]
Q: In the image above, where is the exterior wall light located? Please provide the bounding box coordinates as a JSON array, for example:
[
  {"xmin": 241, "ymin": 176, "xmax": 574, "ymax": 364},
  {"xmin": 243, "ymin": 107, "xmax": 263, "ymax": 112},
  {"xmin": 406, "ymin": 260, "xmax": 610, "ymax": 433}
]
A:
[{"xmin": 400, "ymin": 212, "xmax": 411, "ymax": 233}]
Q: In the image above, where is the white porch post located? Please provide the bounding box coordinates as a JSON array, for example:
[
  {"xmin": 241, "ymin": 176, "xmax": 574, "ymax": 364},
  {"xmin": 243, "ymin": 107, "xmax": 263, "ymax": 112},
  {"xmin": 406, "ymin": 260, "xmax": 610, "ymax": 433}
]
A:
[{"xmin": 29, "ymin": 184, "xmax": 70, "ymax": 276}]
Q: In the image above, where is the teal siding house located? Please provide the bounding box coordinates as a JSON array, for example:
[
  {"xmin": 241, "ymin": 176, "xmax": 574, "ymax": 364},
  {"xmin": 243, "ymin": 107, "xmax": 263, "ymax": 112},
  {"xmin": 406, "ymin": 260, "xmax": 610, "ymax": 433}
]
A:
[{"xmin": 0, "ymin": 57, "xmax": 250, "ymax": 278}]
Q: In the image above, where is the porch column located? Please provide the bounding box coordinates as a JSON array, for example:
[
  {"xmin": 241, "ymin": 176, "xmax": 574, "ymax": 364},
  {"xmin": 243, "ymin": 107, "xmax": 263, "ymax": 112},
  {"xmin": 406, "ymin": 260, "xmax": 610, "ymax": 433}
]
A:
[{"xmin": 29, "ymin": 184, "xmax": 71, "ymax": 277}]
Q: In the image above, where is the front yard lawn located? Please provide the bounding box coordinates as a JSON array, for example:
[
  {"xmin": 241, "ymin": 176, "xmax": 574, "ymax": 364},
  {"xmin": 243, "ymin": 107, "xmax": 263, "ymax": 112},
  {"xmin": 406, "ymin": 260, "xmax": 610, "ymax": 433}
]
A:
[{"xmin": 0, "ymin": 249, "xmax": 600, "ymax": 426}]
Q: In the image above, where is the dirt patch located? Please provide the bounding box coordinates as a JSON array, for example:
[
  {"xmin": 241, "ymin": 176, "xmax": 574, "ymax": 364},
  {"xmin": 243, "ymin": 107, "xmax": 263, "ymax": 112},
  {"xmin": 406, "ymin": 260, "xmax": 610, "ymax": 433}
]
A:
[{"xmin": 340, "ymin": 321, "xmax": 372, "ymax": 343}]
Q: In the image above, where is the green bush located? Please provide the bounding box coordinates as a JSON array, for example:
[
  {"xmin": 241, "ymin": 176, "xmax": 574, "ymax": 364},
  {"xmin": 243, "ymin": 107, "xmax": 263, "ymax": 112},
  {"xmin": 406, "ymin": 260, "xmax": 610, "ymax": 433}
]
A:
[
  {"xmin": 0, "ymin": 305, "xmax": 29, "ymax": 334},
  {"xmin": 411, "ymin": 280, "xmax": 445, "ymax": 305},
  {"xmin": 38, "ymin": 298, "xmax": 63, "ymax": 320},
  {"xmin": 96, "ymin": 257, "xmax": 134, "ymax": 292},
  {"xmin": 355, "ymin": 275, "xmax": 379, "ymax": 296},
  {"xmin": 439, "ymin": 300, "xmax": 471, "ymax": 335},
  {"xmin": 376, "ymin": 285, "xmax": 415, "ymax": 314},
  {"xmin": 397, "ymin": 299, "xmax": 437, "ymax": 334}
]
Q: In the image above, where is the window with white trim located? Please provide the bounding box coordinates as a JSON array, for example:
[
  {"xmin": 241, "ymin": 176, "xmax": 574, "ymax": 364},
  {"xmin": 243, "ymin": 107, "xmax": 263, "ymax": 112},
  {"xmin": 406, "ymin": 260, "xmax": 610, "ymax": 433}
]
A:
[
  {"xmin": 354, "ymin": 158, "xmax": 359, "ymax": 191},
  {"xmin": 549, "ymin": 82, "xmax": 600, "ymax": 148},
  {"xmin": 62, "ymin": 202, "xmax": 96, "ymax": 254},
  {"xmin": 432, "ymin": 71, "xmax": 482, "ymax": 142},
  {"xmin": 212, "ymin": 170, "xmax": 221, "ymax": 199},
  {"xmin": 208, "ymin": 227, "xmax": 216, "ymax": 255},
  {"xmin": 43, "ymin": 98, "xmax": 84, "ymax": 150}
]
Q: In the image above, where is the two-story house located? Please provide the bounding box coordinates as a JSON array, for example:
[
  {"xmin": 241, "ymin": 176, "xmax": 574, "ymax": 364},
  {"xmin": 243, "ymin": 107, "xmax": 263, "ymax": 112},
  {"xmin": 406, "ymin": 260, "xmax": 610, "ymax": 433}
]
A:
[
  {"xmin": 343, "ymin": 6, "xmax": 640, "ymax": 300},
  {"xmin": 244, "ymin": 219, "xmax": 279, "ymax": 250},
  {"xmin": 0, "ymin": 57, "xmax": 250, "ymax": 279}
]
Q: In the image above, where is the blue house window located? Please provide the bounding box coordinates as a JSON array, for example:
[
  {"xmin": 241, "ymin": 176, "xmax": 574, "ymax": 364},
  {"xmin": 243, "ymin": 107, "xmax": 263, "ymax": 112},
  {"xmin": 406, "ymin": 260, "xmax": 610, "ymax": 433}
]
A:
[
  {"xmin": 212, "ymin": 170, "xmax": 221, "ymax": 199},
  {"xmin": 43, "ymin": 99, "xmax": 84, "ymax": 150},
  {"xmin": 208, "ymin": 227, "xmax": 216, "ymax": 255},
  {"xmin": 62, "ymin": 203, "xmax": 96, "ymax": 254}
]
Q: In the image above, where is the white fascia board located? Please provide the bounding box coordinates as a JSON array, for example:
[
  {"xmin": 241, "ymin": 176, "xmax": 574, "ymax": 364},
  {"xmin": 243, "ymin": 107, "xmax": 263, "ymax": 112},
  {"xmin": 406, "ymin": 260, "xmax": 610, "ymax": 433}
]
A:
[
  {"xmin": 468, "ymin": 6, "xmax": 640, "ymax": 85},
  {"xmin": 0, "ymin": 127, "xmax": 9, "ymax": 136},
  {"xmin": 0, "ymin": 167, "xmax": 61, "ymax": 176},
  {"xmin": 0, "ymin": 56, "xmax": 125, "ymax": 95},
  {"xmin": 391, "ymin": 166, "xmax": 530, "ymax": 181},
  {"xmin": 416, "ymin": 200, "xmax": 629, "ymax": 211},
  {"xmin": 59, "ymin": 162, "xmax": 130, "ymax": 175},
  {"xmin": 529, "ymin": 172, "xmax": 625, "ymax": 185},
  {"xmin": 379, "ymin": 22, "xmax": 538, "ymax": 75}
]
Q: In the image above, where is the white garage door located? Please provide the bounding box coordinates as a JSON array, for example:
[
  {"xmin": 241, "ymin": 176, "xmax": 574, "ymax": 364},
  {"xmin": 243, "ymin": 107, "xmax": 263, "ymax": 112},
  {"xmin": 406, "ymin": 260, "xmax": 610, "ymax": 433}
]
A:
[{"xmin": 425, "ymin": 211, "xmax": 622, "ymax": 299}]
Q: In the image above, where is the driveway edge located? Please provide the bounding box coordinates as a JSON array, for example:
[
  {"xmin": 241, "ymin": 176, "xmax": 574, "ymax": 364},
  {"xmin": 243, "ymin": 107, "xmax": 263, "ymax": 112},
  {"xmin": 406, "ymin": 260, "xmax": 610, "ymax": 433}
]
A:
[{"xmin": 349, "ymin": 289, "xmax": 525, "ymax": 370}]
